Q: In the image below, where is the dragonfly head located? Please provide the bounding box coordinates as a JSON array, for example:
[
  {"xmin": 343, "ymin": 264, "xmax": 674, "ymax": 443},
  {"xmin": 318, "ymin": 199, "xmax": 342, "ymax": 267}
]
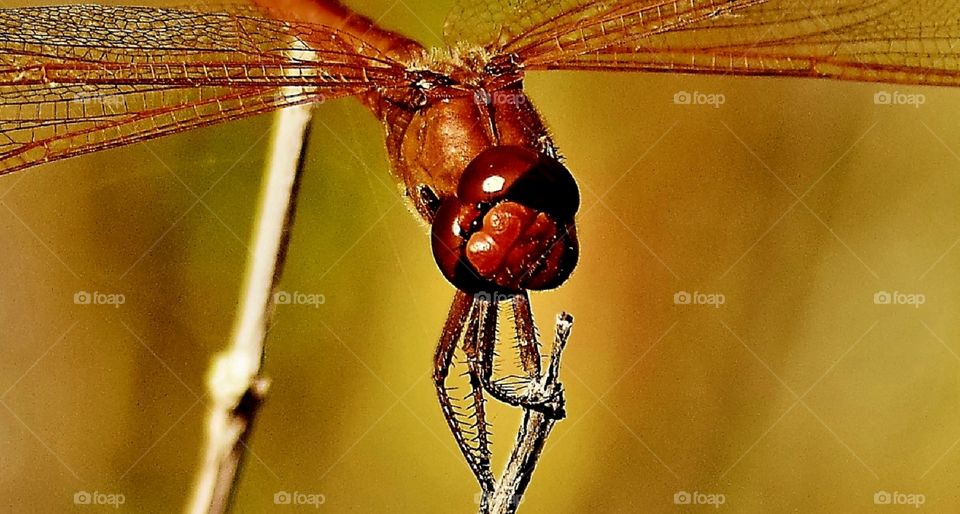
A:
[{"xmin": 431, "ymin": 146, "xmax": 580, "ymax": 293}]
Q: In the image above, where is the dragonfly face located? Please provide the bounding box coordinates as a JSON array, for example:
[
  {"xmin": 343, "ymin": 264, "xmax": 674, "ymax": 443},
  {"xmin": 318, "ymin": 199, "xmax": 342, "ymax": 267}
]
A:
[{"xmin": 431, "ymin": 145, "xmax": 580, "ymax": 293}]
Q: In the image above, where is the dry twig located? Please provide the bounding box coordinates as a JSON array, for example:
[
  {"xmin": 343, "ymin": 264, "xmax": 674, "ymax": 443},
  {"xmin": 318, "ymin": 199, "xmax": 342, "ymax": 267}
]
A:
[
  {"xmin": 486, "ymin": 313, "xmax": 574, "ymax": 514},
  {"xmin": 186, "ymin": 104, "xmax": 313, "ymax": 514}
]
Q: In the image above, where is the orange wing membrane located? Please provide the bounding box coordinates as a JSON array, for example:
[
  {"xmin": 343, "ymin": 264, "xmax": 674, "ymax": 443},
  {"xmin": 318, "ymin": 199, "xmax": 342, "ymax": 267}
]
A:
[
  {"xmin": 0, "ymin": 5, "xmax": 412, "ymax": 175},
  {"xmin": 446, "ymin": 0, "xmax": 960, "ymax": 87}
]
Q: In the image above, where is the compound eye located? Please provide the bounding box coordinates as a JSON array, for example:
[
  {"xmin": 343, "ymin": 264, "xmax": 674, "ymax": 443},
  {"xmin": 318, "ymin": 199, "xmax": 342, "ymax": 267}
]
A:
[
  {"xmin": 457, "ymin": 146, "xmax": 580, "ymax": 220},
  {"xmin": 430, "ymin": 146, "xmax": 580, "ymax": 293},
  {"xmin": 430, "ymin": 198, "xmax": 488, "ymax": 292}
]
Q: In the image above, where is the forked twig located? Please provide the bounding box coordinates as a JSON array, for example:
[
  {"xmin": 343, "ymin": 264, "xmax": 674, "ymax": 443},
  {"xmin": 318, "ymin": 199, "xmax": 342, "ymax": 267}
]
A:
[
  {"xmin": 486, "ymin": 313, "xmax": 574, "ymax": 514},
  {"xmin": 186, "ymin": 104, "xmax": 313, "ymax": 514}
]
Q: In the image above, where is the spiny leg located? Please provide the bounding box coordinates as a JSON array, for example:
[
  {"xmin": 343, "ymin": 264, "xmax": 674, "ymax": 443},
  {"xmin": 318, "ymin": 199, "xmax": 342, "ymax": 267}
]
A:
[
  {"xmin": 469, "ymin": 291, "xmax": 563, "ymax": 415},
  {"xmin": 460, "ymin": 294, "xmax": 499, "ymax": 509},
  {"xmin": 511, "ymin": 290, "xmax": 542, "ymax": 378},
  {"xmin": 466, "ymin": 294, "xmax": 527, "ymax": 406},
  {"xmin": 433, "ymin": 291, "xmax": 495, "ymax": 493}
]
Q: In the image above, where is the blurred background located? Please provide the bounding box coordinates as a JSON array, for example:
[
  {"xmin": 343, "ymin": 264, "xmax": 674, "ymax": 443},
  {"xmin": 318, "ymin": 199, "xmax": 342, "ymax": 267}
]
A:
[{"xmin": 3, "ymin": 0, "xmax": 960, "ymax": 512}]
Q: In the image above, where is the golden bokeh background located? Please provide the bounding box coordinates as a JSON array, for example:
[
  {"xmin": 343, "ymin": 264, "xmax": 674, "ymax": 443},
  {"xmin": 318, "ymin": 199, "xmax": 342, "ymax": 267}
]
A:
[{"xmin": 2, "ymin": 1, "xmax": 960, "ymax": 512}]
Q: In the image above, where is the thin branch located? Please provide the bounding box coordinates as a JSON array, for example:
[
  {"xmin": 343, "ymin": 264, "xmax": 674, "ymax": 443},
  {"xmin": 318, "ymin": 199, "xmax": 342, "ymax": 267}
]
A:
[
  {"xmin": 185, "ymin": 103, "xmax": 313, "ymax": 514},
  {"xmin": 487, "ymin": 313, "xmax": 574, "ymax": 514}
]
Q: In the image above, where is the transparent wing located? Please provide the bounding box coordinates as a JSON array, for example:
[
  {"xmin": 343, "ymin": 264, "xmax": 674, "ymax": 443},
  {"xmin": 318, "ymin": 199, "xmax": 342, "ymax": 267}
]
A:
[
  {"xmin": 0, "ymin": 5, "xmax": 412, "ymax": 175},
  {"xmin": 445, "ymin": 0, "xmax": 960, "ymax": 87},
  {"xmin": 443, "ymin": 0, "xmax": 565, "ymax": 49}
]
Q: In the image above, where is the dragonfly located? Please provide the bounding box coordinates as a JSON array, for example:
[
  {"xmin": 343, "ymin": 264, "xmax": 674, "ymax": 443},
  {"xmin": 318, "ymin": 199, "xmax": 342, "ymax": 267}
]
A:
[{"xmin": 3, "ymin": 0, "xmax": 960, "ymax": 504}]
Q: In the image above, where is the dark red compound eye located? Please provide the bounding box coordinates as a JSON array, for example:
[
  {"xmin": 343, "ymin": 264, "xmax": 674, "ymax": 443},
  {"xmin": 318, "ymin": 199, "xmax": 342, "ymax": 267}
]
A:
[{"xmin": 431, "ymin": 146, "xmax": 580, "ymax": 293}]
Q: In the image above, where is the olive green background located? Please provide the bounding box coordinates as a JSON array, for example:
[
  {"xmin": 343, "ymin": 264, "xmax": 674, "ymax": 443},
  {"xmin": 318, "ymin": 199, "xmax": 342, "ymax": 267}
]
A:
[{"xmin": 3, "ymin": 1, "xmax": 960, "ymax": 512}]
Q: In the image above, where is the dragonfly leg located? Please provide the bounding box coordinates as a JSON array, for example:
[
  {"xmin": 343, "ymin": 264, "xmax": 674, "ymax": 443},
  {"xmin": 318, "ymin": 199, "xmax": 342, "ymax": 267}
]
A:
[
  {"xmin": 433, "ymin": 291, "xmax": 495, "ymax": 495},
  {"xmin": 470, "ymin": 291, "xmax": 565, "ymax": 417},
  {"xmin": 511, "ymin": 290, "xmax": 542, "ymax": 378},
  {"xmin": 459, "ymin": 295, "xmax": 500, "ymax": 509}
]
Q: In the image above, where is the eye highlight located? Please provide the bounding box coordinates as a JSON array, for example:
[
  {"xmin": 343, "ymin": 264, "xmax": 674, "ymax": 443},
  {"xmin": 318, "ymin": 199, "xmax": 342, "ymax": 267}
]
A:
[{"xmin": 481, "ymin": 175, "xmax": 506, "ymax": 193}]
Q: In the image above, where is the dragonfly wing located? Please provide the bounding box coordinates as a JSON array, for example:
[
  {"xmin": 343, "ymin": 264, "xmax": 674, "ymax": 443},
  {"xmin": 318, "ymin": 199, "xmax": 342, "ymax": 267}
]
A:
[
  {"xmin": 443, "ymin": 0, "xmax": 573, "ymax": 49},
  {"xmin": 0, "ymin": 5, "xmax": 412, "ymax": 176},
  {"xmin": 447, "ymin": 0, "xmax": 960, "ymax": 88}
]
